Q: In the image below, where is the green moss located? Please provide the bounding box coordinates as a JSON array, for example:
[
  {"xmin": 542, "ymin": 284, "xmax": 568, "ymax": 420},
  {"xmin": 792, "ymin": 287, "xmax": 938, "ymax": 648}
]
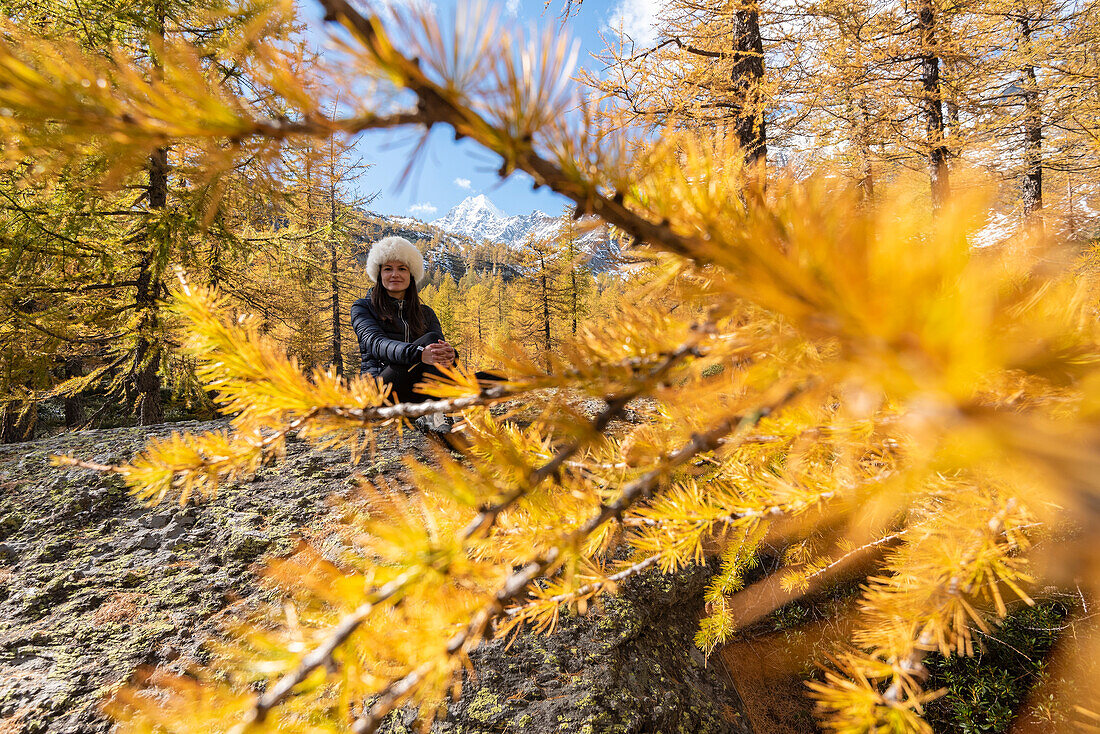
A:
[
  {"xmin": 0, "ymin": 511, "xmax": 26, "ymax": 539},
  {"xmin": 466, "ymin": 688, "xmax": 505, "ymax": 725},
  {"xmin": 701, "ymin": 363, "xmax": 726, "ymax": 378},
  {"xmin": 923, "ymin": 600, "xmax": 1070, "ymax": 733},
  {"xmin": 529, "ymin": 638, "xmax": 561, "ymax": 667},
  {"xmin": 359, "ymin": 457, "xmax": 399, "ymax": 477}
]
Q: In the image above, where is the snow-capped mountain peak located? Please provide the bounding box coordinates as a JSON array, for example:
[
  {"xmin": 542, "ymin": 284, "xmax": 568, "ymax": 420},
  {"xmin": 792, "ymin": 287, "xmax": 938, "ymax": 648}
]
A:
[
  {"xmin": 431, "ymin": 195, "xmax": 508, "ymax": 239},
  {"xmin": 422, "ymin": 194, "xmax": 618, "ymax": 271},
  {"xmin": 457, "ymin": 193, "xmax": 504, "ymax": 219}
]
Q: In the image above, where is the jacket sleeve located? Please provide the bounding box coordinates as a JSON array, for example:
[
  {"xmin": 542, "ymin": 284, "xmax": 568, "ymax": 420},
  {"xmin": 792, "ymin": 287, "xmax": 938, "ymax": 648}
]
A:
[{"xmin": 350, "ymin": 300, "xmax": 417, "ymax": 367}]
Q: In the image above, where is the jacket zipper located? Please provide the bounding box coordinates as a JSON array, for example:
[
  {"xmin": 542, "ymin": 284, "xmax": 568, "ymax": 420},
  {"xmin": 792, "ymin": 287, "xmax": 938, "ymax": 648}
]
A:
[
  {"xmin": 398, "ymin": 300, "xmax": 418, "ymax": 372},
  {"xmin": 398, "ymin": 299, "xmax": 409, "ymax": 342}
]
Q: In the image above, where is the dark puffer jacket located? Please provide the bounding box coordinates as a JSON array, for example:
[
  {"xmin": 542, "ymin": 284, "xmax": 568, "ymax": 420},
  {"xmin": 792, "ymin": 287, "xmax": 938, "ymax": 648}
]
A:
[{"xmin": 350, "ymin": 289, "xmax": 444, "ymax": 376}]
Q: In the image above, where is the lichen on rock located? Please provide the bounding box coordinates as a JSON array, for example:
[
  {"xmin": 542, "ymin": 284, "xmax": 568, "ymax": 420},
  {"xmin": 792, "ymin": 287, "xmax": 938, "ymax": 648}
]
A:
[
  {"xmin": 378, "ymin": 562, "xmax": 752, "ymax": 734},
  {"xmin": 0, "ymin": 421, "xmax": 752, "ymax": 734}
]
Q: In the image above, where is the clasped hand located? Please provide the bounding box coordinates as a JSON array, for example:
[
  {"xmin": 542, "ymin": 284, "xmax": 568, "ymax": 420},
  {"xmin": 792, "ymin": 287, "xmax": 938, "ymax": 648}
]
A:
[{"xmin": 421, "ymin": 339, "xmax": 456, "ymax": 366}]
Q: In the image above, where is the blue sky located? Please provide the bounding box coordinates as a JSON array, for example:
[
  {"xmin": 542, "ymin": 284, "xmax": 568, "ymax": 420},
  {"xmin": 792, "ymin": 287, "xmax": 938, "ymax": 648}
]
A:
[{"xmin": 307, "ymin": 0, "xmax": 662, "ymax": 220}]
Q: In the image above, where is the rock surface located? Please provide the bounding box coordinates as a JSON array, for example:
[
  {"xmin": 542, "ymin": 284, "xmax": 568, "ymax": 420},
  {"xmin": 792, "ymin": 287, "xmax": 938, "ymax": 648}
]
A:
[
  {"xmin": 383, "ymin": 564, "xmax": 752, "ymax": 734},
  {"xmin": 0, "ymin": 421, "xmax": 752, "ymax": 734}
]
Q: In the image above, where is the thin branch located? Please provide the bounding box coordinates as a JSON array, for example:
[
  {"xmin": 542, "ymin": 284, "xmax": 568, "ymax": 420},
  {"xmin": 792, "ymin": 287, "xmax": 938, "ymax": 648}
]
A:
[
  {"xmin": 349, "ymin": 383, "xmax": 809, "ymax": 734},
  {"xmin": 21, "ymin": 280, "xmax": 141, "ymax": 294},
  {"xmin": 802, "ymin": 531, "xmax": 905, "ymax": 583},
  {"xmin": 316, "ymin": 0, "xmax": 710, "ymax": 264},
  {"xmin": 504, "ymin": 551, "xmax": 666, "ymax": 617},
  {"xmin": 665, "ymin": 36, "xmax": 728, "ymax": 59},
  {"xmin": 460, "ymin": 333, "xmax": 710, "ymax": 539},
  {"xmin": 349, "ymin": 663, "xmax": 434, "ymax": 734},
  {"xmin": 321, "ymin": 383, "xmax": 525, "ymax": 422},
  {"xmin": 881, "ymin": 498, "xmax": 1021, "ymax": 704},
  {"xmin": 227, "ymin": 335, "xmax": 711, "ymax": 726},
  {"xmin": 228, "ymin": 566, "xmax": 422, "ymax": 732}
]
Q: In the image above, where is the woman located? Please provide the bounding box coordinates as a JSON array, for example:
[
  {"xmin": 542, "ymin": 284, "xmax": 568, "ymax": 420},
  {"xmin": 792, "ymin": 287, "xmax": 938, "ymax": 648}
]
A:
[{"xmin": 350, "ymin": 236, "xmax": 458, "ymax": 406}]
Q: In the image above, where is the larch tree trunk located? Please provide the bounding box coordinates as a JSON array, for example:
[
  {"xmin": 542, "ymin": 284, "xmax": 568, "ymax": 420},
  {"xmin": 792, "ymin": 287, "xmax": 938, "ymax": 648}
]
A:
[
  {"xmin": 731, "ymin": 0, "xmax": 767, "ymax": 169},
  {"xmin": 207, "ymin": 239, "xmax": 223, "ymax": 288},
  {"xmin": 917, "ymin": 0, "xmax": 950, "ymax": 208},
  {"xmin": 570, "ymin": 267, "xmax": 578, "ymax": 336},
  {"xmin": 134, "ymin": 146, "xmax": 167, "ymax": 426},
  {"xmin": 1019, "ymin": 14, "xmax": 1043, "ymax": 221},
  {"xmin": 134, "ymin": 2, "xmax": 167, "ymax": 426},
  {"xmin": 845, "ymin": 88, "xmax": 875, "ymax": 204},
  {"xmin": 63, "ymin": 357, "xmax": 84, "ymax": 427},
  {"xmin": 856, "ymin": 97, "xmax": 875, "ymax": 204},
  {"xmin": 301, "ymin": 156, "xmax": 317, "ymax": 373},
  {"xmin": 329, "ymin": 182, "xmax": 344, "ymax": 377},
  {"xmin": 540, "ymin": 269, "xmax": 552, "ymax": 373}
]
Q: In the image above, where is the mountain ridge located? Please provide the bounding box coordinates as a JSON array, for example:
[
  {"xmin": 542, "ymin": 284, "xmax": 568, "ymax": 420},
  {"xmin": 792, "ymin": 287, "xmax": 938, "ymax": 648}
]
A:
[{"xmin": 359, "ymin": 195, "xmax": 622, "ymax": 276}]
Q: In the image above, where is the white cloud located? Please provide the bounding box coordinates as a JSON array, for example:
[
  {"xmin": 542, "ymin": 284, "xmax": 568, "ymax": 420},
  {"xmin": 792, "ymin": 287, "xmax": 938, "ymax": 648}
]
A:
[
  {"xmin": 454, "ymin": 177, "xmax": 472, "ymax": 190},
  {"xmin": 368, "ymin": 0, "xmax": 436, "ymax": 14},
  {"xmin": 604, "ymin": 0, "xmax": 664, "ymax": 48},
  {"xmin": 409, "ymin": 202, "xmax": 437, "ymax": 216},
  {"xmin": 505, "ymin": 0, "xmax": 520, "ymax": 15}
]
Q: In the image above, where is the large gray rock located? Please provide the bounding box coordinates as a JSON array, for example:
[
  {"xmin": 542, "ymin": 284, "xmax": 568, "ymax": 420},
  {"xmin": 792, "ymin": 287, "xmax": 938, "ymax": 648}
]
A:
[
  {"xmin": 381, "ymin": 563, "xmax": 752, "ymax": 734},
  {"xmin": 0, "ymin": 422, "xmax": 752, "ymax": 734},
  {"xmin": 0, "ymin": 421, "xmax": 396, "ymax": 733}
]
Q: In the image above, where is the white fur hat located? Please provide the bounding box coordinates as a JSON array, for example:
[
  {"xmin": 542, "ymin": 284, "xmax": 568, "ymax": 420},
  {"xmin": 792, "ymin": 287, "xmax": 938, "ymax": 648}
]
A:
[{"xmin": 365, "ymin": 236, "xmax": 425, "ymax": 284}]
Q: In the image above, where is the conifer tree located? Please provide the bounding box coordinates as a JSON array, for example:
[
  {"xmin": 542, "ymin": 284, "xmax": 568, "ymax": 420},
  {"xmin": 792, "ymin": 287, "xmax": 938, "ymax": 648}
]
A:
[
  {"xmin": 588, "ymin": 0, "xmax": 771, "ymax": 170},
  {"xmin": 557, "ymin": 209, "xmax": 593, "ymax": 336},
  {"xmin": 0, "ymin": 0, "xmax": 303, "ymax": 429},
  {"xmin": 432, "ymin": 272, "xmax": 459, "ymax": 340},
  {"xmin": 788, "ymin": 0, "xmax": 1100, "ymax": 219},
  {"xmin": 975, "ymin": 0, "xmax": 1094, "ymax": 227},
  {"xmin": 512, "ymin": 234, "xmax": 570, "ymax": 372},
  {"xmin": 449, "ymin": 272, "xmax": 499, "ymax": 368},
  {"xmin": 277, "ymin": 134, "xmax": 372, "ymax": 374}
]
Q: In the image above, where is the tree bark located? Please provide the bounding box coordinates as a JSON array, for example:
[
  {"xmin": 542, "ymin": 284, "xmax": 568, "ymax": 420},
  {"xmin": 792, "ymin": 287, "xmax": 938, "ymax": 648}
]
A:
[
  {"xmin": 540, "ymin": 262, "xmax": 552, "ymax": 373},
  {"xmin": 566, "ymin": 226, "xmax": 580, "ymax": 335},
  {"xmin": 570, "ymin": 267, "xmax": 578, "ymax": 336},
  {"xmin": 731, "ymin": 0, "xmax": 767, "ymax": 169},
  {"xmin": 845, "ymin": 91, "xmax": 875, "ymax": 204},
  {"xmin": 1019, "ymin": 14, "xmax": 1043, "ymax": 221},
  {"xmin": 0, "ymin": 404, "xmax": 34, "ymax": 444},
  {"xmin": 63, "ymin": 358, "xmax": 84, "ymax": 427},
  {"xmin": 297, "ymin": 155, "xmax": 317, "ymax": 373},
  {"xmin": 329, "ymin": 183, "xmax": 344, "ymax": 377},
  {"xmin": 207, "ymin": 239, "xmax": 223, "ymax": 288},
  {"xmin": 133, "ymin": 1, "xmax": 168, "ymax": 426},
  {"xmin": 1066, "ymin": 174, "xmax": 1076, "ymax": 238},
  {"xmin": 133, "ymin": 147, "xmax": 167, "ymax": 426},
  {"xmin": 917, "ymin": 0, "xmax": 950, "ymax": 208},
  {"xmin": 857, "ymin": 98, "xmax": 875, "ymax": 204}
]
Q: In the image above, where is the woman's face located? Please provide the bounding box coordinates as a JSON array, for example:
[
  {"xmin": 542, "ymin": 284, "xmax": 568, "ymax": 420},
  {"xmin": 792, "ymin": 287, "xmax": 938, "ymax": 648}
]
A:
[{"xmin": 380, "ymin": 260, "xmax": 411, "ymax": 297}]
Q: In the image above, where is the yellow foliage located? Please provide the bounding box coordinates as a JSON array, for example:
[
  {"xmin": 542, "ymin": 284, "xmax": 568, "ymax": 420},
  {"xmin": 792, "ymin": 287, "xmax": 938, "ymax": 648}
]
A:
[{"xmin": 7, "ymin": 1, "xmax": 1100, "ymax": 731}]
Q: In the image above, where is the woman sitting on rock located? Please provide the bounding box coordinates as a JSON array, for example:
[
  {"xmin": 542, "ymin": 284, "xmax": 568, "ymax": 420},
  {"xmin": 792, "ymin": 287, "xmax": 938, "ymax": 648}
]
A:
[{"xmin": 351, "ymin": 236, "xmax": 459, "ymax": 412}]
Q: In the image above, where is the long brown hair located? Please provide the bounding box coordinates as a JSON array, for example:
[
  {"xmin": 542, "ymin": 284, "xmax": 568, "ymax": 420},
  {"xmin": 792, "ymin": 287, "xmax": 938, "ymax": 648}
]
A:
[{"xmin": 370, "ymin": 278, "xmax": 428, "ymax": 339}]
